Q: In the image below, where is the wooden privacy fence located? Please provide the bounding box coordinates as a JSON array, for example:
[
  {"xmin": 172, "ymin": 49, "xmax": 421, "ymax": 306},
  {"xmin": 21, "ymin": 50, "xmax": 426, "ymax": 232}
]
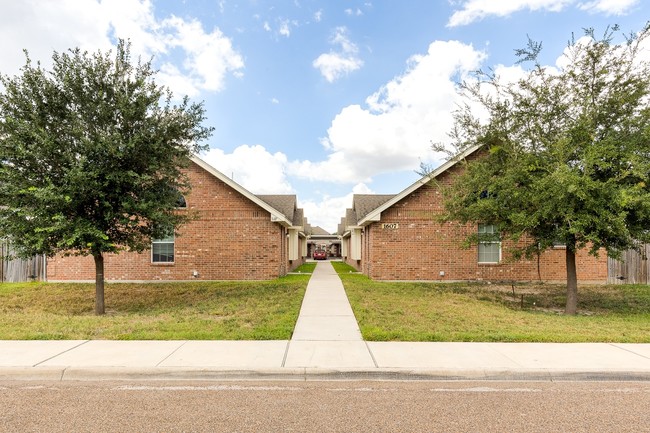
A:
[
  {"xmin": 0, "ymin": 242, "xmax": 47, "ymax": 283},
  {"xmin": 607, "ymin": 245, "xmax": 650, "ymax": 284}
]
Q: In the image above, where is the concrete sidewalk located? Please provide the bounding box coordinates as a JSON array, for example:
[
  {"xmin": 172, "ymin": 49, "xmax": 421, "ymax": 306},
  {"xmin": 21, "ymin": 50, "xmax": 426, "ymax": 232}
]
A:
[
  {"xmin": 284, "ymin": 260, "xmax": 376, "ymax": 369},
  {"xmin": 1, "ymin": 261, "xmax": 649, "ymax": 381}
]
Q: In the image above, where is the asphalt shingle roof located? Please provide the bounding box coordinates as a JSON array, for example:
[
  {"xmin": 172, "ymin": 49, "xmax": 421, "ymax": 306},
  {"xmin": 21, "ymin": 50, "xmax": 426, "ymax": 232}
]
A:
[
  {"xmin": 353, "ymin": 194, "xmax": 395, "ymax": 221},
  {"xmin": 310, "ymin": 226, "xmax": 331, "ymax": 236},
  {"xmin": 256, "ymin": 195, "xmax": 296, "ymax": 219}
]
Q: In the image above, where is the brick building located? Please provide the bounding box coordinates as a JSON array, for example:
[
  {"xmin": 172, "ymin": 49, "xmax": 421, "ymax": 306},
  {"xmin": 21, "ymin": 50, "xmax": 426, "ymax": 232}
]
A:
[
  {"xmin": 338, "ymin": 146, "xmax": 608, "ymax": 283},
  {"xmin": 47, "ymin": 156, "xmax": 307, "ymax": 281},
  {"xmin": 306, "ymin": 225, "xmax": 341, "ymax": 258}
]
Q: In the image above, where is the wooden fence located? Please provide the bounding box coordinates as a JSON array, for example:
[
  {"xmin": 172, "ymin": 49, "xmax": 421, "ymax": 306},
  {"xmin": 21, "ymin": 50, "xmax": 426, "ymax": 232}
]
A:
[
  {"xmin": 0, "ymin": 242, "xmax": 47, "ymax": 283},
  {"xmin": 607, "ymin": 245, "xmax": 650, "ymax": 284}
]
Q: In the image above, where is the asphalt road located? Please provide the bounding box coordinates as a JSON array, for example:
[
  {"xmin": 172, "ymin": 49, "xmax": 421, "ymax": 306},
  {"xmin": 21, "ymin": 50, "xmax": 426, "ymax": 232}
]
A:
[{"xmin": 1, "ymin": 380, "xmax": 649, "ymax": 432}]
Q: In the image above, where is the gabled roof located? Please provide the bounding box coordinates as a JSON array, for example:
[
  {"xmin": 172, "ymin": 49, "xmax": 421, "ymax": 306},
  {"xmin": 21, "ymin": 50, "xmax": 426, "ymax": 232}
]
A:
[
  {"xmin": 256, "ymin": 194, "xmax": 294, "ymax": 220},
  {"xmin": 337, "ymin": 216, "xmax": 347, "ymax": 235},
  {"xmin": 353, "ymin": 194, "xmax": 395, "ymax": 221},
  {"xmin": 256, "ymin": 195, "xmax": 306, "ymax": 229},
  {"xmin": 310, "ymin": 226, "xmax": 331, "ymax": 236},
  {"xmin": 357, "ymin": 144, "xmax": 483, "ymax": 226},
  {"xmin": 292, "ymin": 208, "xmax": 304, "ymax": 227},
  {"xmin": 190, "ymin": 156, "xmax": 293, "ymax": 227}
]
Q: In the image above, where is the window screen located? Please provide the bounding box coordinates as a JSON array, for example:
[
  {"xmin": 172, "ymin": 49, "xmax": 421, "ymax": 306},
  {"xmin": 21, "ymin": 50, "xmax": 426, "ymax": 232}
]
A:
[
  {"xmin": 152, "ymin": 234, "xmax": 174, "ymax": 263},
  {"xmin": 478, "ymin": 224, "xmax": 500, "ymax": 263}
]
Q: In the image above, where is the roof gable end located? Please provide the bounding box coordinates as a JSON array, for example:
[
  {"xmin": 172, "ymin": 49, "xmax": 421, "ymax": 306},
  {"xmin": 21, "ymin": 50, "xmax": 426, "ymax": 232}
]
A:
[
  {"xmin": 358, "ymin": 144, "xmax": 482, "ymax": 226},
  {"xmin": 190, "ymin": 156, "xmax": 292, "ymax": 226}
]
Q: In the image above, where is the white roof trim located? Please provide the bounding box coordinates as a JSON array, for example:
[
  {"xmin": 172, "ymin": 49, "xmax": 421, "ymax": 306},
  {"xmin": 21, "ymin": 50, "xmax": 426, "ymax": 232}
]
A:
[
  {"xmin": 358, "ymin": 144, "xmax": 483, "ymax": 226},
  {"xmin": 190, "ymin": 155, "xmax": 292, "ymax": 226}
]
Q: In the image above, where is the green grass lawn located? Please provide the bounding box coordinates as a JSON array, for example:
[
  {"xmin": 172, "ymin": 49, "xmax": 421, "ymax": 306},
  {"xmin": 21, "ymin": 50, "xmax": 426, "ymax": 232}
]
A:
[
  {"xmin": 331, "ymin": 261, "xmax": 359, "ymax": 274},
  {"xmin": 4, "ymin": 265, "xmax": 649, "ymax": 342},
  {"xmin": 0, "ymin": 275, "xmax": 309, "ymax": 340},
  {"xmin": 291, "ymin": 263, "xmax": 316, "ymax": 274},
  {"xmin": 338, "ymin": 273, "xmax": 650, "ymax": 343}
]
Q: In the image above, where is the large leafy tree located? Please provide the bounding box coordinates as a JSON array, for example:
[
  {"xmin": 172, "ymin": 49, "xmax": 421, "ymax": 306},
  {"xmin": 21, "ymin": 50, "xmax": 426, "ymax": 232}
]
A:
[
  {"xmin": 438, "ymin": 24, "xmax": 650, "ymax": 314},
  {"xmin": 0, "ymin": 40, "xmax": 212, "ymax": 314}
]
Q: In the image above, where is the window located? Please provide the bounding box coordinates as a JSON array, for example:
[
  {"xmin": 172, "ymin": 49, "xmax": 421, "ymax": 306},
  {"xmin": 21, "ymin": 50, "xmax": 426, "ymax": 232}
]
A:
[
  {"xmin": 478, "ymin": 224, "xmax": 500, "ymax": 263},
  {"xmin": 176, "ymin": 194, "xmax": 187, "ymax": 208},
  {"xmin": 152, "ymin": 234, "xmax": 174, "ymax": 263}
]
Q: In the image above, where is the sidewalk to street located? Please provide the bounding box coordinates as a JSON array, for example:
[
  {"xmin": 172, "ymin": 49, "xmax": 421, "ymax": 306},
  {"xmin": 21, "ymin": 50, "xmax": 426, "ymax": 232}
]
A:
[{"xmin": 1, "ymin": 261, "xmax": 649, "ymax": 382}]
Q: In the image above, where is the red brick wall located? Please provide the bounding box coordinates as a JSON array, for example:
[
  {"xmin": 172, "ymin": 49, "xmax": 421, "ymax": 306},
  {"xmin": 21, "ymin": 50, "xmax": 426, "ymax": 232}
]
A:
[
  {"xmin": 361, "ymin": 168, "xmax": 608, "ymax": 283},
  {"xmin": 47, "ymin": 162, "xmax": 287, "ymax": 281}
]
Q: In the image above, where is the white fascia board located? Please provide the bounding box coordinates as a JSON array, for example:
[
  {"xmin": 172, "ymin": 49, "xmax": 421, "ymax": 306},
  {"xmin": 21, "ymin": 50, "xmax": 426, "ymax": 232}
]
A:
[
  {"xmin": 190, "ymin": 155, "xmax": 292, "ymax": 227},
  {"xmin": 357, "ymin": 144, "xmax": 482, "ymax": 226},
  {"xmin": 289, "ymin": 226, "xmax": 306, "ymax": 236},
  {"xmin": 360, "ymin": 212, "xmax": 381, "ymax": 224}
]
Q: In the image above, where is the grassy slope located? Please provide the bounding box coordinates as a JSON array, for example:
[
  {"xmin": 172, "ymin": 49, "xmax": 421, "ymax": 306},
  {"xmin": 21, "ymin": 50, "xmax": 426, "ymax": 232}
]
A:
[
  {"xmin": 337, "ymin": 272, "xmax": 650, "ymax": 343},
  {"xmin": 0, "ymin": 276, "xmax": 308, "ymax": 340},
  {"xmin": 3, "ymin": 263, "xmax": 649, "ymax": 342}
]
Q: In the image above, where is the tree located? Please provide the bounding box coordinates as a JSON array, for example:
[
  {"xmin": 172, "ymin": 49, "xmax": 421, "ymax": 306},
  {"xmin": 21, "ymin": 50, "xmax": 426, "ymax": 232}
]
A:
[
  {"xmin": 0, "ymin": 40, "xmax": 213, "ymax": 314},
  {"xmin": 437, "ymin": 24, "xmax": 650, "ymax": 314}
]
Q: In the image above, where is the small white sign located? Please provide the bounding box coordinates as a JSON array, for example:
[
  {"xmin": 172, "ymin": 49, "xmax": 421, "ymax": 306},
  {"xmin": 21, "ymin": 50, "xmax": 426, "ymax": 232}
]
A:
[{"xmin": 382, "ymin": 223, "xmax": 399, "ymax": 229}]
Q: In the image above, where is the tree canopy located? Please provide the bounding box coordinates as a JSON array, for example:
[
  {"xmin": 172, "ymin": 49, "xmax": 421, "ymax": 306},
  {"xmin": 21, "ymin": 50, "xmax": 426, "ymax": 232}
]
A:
[
  {"xmin": 437, "ymin": 24, "xmax": 650, "ymax": 314},
  {"xmin": 0, "ymin": 40, "xmax": 213, "ymax": 314}
]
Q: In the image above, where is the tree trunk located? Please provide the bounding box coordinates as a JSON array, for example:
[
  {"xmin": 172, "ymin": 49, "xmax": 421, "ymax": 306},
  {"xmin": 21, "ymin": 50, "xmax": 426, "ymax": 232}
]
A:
[
  {"xmin": 93, "ymin": 252, "xmax": 105, "ymax": 315},
  {"xmin": 565, "ymin": 236, "xmax": 578, "ymax": 315}
]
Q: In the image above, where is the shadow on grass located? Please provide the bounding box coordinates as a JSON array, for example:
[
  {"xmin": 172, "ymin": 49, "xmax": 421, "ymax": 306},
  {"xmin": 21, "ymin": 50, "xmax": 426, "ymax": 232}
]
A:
[{"xmin": 0, "ymin": 275, "xmax": 309, "ymax": 340}]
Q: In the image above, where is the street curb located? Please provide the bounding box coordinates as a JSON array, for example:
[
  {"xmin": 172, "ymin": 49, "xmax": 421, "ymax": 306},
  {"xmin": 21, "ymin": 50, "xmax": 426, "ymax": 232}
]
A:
[{"xmin": 1, "ymin": 367, "xmax": 649, "ymax": 382}]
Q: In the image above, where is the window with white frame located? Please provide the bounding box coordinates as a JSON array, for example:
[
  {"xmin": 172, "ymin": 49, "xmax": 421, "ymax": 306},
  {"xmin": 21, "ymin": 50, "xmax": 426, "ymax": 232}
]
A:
[
  {"xmin": 152, "ymin": 234, "xmax": 175, "ymax": 263},
  {"xmin": 478, "ymin": 224, "xmax": 500, "ymax": 263}
]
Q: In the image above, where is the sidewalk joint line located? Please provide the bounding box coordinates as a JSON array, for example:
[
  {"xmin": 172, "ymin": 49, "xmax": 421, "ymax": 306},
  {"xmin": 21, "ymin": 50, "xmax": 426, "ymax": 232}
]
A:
[
  {"xmin": 281, "ymin": 340, "xmax": 291, "ymax": 367},
  {"xmin": 365, "ymin": 341, "xmax": 379, "ymax": 368},
  {"xmin": 33, "ymin": 340, "xmax": 90, "ymax": 367},
  {"xmin": 609, "ymin": 343, "xmax": 650, "ymax": 361},
  {"xmin": 156, "ymin": 340, "xmax": 188, "ymax": 367}
]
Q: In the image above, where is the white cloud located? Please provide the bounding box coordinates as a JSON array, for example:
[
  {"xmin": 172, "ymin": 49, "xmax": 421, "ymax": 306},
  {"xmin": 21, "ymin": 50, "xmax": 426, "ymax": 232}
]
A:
[
  {"xmin": 157, "ymin": 63, "xmax": 202, "ymax": 98},
  {"xmin": 0, "ymin": 0, "xmax": 243, "ymax": 98},
  {"xmin": 201, "ymin": 144, "xmax": 368, "ymax": 232},
  {"xmin": 279, "ymin": 19, "xmax": 291, "ymax": 37},
  {"xmin": 345, "ymin": 8, "xmax": 363, "ymax": 16},
  {"xmin": 200, "ymin": 145, "xmax": 294, "ymax": 195},
  {"xmin": 294, "ymin": 40, "xmax": 486, "ymax": 183},
  {"xmin": 313, "ymin": 27, "xmax": 363, "ymax": 82},
  {"xmin": 161, "ymin": 16, "xmax": 245, "ymax": 93},
  {"xmin": 300, "ymin": 183, "xmax": 374, "ymax": 232},
  {"xmin": 0, "ymin": 0, "xmax": 112, "ymax": 76},
  {"xmin": 314, "ymin": 9, "xmax": 323, "ymax": 22},
  {"xmin": 578, "ymin": 0, "xmax": 639, "ymax": 15},
  {"xmin": 263, "ymin": 18, "xmax": 298, "ymax": 38},
  {"xmin": 447, "ymin": 0, "xmax": 639, "ymax": 26},
  {"xmin": 100, "ymin": 0, "xmax": 166, "ymax": 57},
  {"xmin": 447, "ymin": 0, "xmax": 573, "ymax": 27}
]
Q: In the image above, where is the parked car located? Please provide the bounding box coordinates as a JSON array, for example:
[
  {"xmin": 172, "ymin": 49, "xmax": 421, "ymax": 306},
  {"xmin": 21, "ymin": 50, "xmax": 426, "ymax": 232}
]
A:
[{"xmin": 313, "ymin": 249, "xmax": 327, "ymax": 260}]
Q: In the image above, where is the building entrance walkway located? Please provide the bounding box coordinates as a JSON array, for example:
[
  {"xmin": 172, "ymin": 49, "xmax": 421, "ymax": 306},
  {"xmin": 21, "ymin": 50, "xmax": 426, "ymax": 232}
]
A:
[{"xmin": 283, "ymin": 261, "xmax": 376, "ymax": 368}]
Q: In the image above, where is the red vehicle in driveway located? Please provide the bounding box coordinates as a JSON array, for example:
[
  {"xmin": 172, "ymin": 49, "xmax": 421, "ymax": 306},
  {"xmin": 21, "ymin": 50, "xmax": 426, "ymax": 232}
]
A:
[{"xmin": 313, "ymin": 249, "xmax": 327, "ymax": 260}]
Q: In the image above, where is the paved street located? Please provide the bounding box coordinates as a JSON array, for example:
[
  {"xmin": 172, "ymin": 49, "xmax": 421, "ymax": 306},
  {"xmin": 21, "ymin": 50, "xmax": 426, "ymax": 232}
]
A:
[{"xmin": 1, "ymin": 380, "xmax": 649, "ymax": 432}]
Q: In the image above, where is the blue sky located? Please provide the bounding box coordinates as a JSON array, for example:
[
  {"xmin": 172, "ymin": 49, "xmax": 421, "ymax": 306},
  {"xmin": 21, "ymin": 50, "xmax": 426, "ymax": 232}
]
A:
[{"xmin": 1, "ymin": 0, "xmax": 647, "ymax": 232}]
